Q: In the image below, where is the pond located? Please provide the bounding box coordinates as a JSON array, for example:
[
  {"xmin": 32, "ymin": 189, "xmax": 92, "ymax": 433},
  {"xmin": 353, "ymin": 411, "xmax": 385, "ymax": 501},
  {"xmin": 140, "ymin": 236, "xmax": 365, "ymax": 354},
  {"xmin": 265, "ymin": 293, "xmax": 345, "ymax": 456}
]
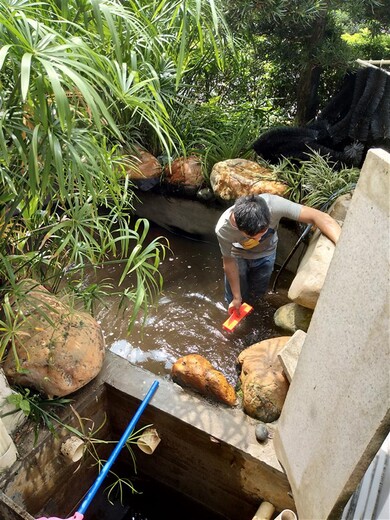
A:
[{"xmin": 92, "ymin": 224, "xmax": 293, "ymax": 387}]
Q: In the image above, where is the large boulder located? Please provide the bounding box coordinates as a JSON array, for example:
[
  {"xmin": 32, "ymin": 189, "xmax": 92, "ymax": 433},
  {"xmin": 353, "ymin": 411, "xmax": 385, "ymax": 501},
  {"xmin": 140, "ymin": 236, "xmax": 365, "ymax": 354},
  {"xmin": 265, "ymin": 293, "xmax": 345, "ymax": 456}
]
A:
[
  {"xmin": 288, "ymin": 193, "xmax": 352, "ymax": 309},
  {"xmin": 287, "ymin": 231, "xmax": 335, "ymax": 309},
  {"xmin": 274, "ymin": 303, "xmax": 313, "ymax": 333},
  {"xmin": 210, "ymin": 158, "xmax": 288, "ymax": 201},
  {"xmin": 171, "ymin": 354, "xmax": 236, "ymax": 406},
  {"xmin": 125, "ymin": 146, "xmax": 162, "ymax": 190},
  {"xmin": 237, "ymin": 337, "xmax": 291, "ymax": 422},
  {"xmin": 3, "ymin": 280, "xmax": 105, "ymax": 398},
  {"xmin": 164, "ymin": 156, "xmax": 203, "ymax": 189}
]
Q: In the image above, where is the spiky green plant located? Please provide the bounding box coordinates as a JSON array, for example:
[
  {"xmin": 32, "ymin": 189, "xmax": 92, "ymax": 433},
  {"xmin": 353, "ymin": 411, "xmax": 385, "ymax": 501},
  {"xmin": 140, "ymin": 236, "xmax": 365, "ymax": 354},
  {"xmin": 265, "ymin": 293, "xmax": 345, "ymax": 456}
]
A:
[
  {"xmin": 2, "ymin": 386, "xmax": 75, "ymax": 443},
  {"xmin": 170, "ymin": 100, "xmax": 262, "ymax": 181},
  {"xmin": 271, "ymin": 151, "xmax": 360, "ymax": 207},
  {"xmin": 299, "ymin": 152, "xmax": 360, "ymax": 208}
]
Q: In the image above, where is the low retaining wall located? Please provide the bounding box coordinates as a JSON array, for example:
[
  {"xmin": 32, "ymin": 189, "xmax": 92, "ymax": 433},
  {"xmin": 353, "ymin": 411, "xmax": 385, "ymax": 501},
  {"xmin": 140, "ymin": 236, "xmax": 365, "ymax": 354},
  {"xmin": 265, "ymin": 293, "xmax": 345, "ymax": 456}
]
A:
[
  {"xmin": 133, "ymin": 192, "xmax": 307, "ymax": 272},
  {"xmin": 0, "ymin": 352, "xmax": 295, "ymax": 519}
]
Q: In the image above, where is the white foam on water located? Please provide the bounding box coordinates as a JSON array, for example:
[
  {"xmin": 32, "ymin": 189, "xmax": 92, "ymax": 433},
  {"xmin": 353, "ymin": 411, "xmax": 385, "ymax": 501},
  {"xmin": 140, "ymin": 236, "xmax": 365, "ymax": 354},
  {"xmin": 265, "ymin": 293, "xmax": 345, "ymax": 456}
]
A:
[
  {"xmin": 110, "ymin": 339, "xmax": 175, "ymax": 368},
  {"xmin": 110, "ymin": 339, "xmax": 133, "ymax": 358}
]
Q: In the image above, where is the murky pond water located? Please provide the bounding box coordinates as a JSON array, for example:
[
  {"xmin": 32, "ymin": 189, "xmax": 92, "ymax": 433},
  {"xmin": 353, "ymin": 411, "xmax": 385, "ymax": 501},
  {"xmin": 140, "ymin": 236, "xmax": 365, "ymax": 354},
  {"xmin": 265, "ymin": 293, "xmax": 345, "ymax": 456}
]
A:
[
  {"xmin": 92, "ymin": 224, "xmax": 292, "ymax": 386},
  {"xmin": 87, "ymin": 471, "xmax": 226, "ymax": 520}
]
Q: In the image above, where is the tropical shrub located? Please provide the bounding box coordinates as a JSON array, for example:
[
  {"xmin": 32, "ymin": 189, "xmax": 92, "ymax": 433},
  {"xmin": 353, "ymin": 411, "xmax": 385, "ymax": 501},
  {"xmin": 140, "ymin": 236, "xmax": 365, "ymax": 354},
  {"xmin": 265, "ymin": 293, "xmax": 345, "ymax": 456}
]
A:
[
  {"xmin": 342, "ymin": 29, "xmax": 390, "ymax": 62},
  {"xmin": 0, "ymin": 0, "xmax": 230, "ymax": 367}
]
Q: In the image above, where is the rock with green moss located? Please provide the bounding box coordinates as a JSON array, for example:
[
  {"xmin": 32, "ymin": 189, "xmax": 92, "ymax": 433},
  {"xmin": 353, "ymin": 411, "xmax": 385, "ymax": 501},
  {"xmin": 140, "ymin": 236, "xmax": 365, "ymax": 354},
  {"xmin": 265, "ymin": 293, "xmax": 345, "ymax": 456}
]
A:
[{"xmin": 274, "ymin": 302, "xmax": 313, "ymax": 333}]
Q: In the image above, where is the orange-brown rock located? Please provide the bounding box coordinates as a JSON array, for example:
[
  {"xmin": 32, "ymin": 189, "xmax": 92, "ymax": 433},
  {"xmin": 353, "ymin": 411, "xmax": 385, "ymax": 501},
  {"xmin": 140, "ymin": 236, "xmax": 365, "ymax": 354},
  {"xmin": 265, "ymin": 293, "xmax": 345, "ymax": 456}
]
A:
[
  {"xmin": 164, "ymin": 156, "xmax": 203, "ymax": 187},
  {"xmin": 171, "ymin": 354, "xmax": 236, "ymax": 406},
  {"xmin": 3, "ymin": 280, "xmax": 105, "ymax": 398},
  {"xmin": 237, "ymin": 336, "xmax": 291, "ymax": 422},
  {"xmin": 210, "ymin": 158, "xmax": 288, "ymax": 201},
  {"xmin": 125, "ymin": 146, "xmax": 162, "ymax": 180}
]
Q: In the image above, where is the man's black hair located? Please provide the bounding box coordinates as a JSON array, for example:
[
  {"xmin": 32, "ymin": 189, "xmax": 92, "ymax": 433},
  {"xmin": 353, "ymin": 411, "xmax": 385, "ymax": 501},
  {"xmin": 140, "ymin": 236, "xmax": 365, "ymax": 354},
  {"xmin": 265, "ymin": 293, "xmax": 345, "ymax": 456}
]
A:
[{"xmin": 233, "ymin": 195, "xmax": 270, "ymax": 236}]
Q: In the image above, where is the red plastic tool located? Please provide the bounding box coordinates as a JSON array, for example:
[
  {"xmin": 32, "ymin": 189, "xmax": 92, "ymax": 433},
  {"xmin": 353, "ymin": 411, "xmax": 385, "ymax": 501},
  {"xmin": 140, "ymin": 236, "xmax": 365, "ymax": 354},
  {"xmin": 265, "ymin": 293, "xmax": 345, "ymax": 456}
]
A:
[{"xmin": 223, "ymin": 303, "xmax": 253, "ymax": 332}]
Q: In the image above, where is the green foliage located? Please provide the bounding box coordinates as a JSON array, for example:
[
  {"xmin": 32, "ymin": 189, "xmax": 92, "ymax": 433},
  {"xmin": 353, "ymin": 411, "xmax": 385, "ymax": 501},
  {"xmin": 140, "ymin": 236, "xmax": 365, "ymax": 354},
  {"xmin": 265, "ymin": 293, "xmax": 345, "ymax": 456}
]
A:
[
  {"xmin": 105, "ymin": 475, "xmax": 139, "ymax": 505},
  {"xmin": 0, "ymin": 217, "xmax": 168, "ymax": 365},
  {"xmin": 68, "ymin": 279, "xmax": 115, "ymax": 317},
  {"xmin": 223, "ymin": 0, "xmax": 390, "ymax": 122},
  {"xmin": 3, "ymin": 387, "xmax": 74, "ymax": 443},
  {"xmin": 169, "ymin": 94, "xmax": 287, "ymax": 181},
  {"xmin": 176, "ymin": 34, "xmax": 291, "ymax": 137},
  {"xmin": 70, "ymin": 405, "xmax": 152, "ymax": 505},
  {"xmin": 272, "ymin": 151, "xmax": 360, "ymax": 208},
  {"xmin": 191, "ymin": 120, "xmax": 257, "ymax": 181},
  {"xmin": 170, "ymin": 101, "xmax": 254, "ymax": 177},
  {"xmin": 342, "ymin": 29, "xmax": 390, "ymax": 62},
  {"xmin": 0, "ymin": 0, "xmax": 231, "ymax": 366}
]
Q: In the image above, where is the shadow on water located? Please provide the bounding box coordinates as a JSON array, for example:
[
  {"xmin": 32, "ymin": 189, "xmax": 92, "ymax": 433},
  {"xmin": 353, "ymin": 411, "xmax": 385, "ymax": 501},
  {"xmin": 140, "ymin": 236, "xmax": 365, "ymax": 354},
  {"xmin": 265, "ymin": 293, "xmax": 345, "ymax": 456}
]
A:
[
  {"xmin": 92, "ymin": 224, "xmax": 293, "ymax": 386},
  {"xmin": 87, "ymin": 471, "xmax": 226, "ymax": 520}
]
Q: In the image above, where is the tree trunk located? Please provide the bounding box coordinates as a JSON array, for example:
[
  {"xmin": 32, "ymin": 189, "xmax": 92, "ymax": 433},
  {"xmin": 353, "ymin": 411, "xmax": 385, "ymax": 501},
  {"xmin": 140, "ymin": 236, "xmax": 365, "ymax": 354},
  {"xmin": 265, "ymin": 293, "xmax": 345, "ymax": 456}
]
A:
[{"xmin": 295, "ymin": 8, "xmax": 329, "ymax": 125}]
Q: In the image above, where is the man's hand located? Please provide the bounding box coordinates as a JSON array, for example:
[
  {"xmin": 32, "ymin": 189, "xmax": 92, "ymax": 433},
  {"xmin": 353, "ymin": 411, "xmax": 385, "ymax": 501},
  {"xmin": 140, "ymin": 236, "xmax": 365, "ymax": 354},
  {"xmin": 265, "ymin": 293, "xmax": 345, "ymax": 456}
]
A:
[{"xmin": 229, "ymin": 297, "xmax": 242, "ymax": 315}]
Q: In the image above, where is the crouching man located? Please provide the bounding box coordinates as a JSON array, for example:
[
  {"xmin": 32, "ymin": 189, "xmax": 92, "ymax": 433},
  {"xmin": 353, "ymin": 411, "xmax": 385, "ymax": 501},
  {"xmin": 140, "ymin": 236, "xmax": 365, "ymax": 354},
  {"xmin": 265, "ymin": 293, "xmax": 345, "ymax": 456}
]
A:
[{"xmin": 215, "ymin": 194, "xmax": 341, "ymax": 313}]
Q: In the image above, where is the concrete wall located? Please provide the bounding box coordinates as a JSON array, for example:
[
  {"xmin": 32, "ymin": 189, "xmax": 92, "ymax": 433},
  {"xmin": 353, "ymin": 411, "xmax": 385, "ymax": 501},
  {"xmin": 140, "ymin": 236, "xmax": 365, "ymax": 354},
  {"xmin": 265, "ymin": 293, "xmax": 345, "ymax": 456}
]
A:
[
  {"xmin": 0, "ymin": 380, "xmax": 110, "ymax": 518},
  {"xmin": 0, "ymin": 352, "xmax": 295, "ymax": 519},
  {"xmin": 103, "ymin": 353, "xmax": 295, "ymax": 517},
  {"xmin": 274, "ymin": 148, "xmax": 390, "ymax": 519},
  {"xmin": 133, "ymin": 191, "xmax": 307, "ymax": 272}
]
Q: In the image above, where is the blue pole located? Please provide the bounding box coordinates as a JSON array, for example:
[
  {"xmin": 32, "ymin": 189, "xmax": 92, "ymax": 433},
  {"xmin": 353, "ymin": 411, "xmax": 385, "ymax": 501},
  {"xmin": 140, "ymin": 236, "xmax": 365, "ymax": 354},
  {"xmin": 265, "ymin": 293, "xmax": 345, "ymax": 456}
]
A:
[{"xmin": 77, "ymin": 380, "xmax": 159, "ymax": 516}]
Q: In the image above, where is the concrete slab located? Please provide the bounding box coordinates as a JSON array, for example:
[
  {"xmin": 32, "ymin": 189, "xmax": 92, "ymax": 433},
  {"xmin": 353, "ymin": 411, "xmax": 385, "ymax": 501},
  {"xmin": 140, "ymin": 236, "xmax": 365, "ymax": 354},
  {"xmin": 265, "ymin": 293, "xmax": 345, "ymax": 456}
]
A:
[
  {"xmin": 274, "ymin": 148, "xmax": 390, "ymax": 520},
  {"xmin": 101, "ymin": 352, "xmax": 295, "ymax": 515},
  {"xmin": 277, "ymin": 330, "xmax": 306, "ymax": 383},
  {"xmin": 0, "ymin": 351, "xmax": 295, "ymax": 519}
]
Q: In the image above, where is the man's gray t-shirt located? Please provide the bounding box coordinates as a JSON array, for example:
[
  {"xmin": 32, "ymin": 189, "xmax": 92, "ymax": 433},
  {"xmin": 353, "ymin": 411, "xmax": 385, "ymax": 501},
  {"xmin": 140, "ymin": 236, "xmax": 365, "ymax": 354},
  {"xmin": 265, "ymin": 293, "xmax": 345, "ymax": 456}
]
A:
[{"xmin": 215, "ymin": 194, "xmax": 302, "ymax": 259}]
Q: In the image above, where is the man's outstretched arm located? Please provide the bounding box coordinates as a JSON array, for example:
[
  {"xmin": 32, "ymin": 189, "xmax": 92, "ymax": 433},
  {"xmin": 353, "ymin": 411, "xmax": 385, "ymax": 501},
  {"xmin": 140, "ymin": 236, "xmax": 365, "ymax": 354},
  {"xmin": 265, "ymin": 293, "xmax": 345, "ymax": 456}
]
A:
[{"xmin": 298, "ymin": 206, "xmax": 341, "ymax": 244}]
